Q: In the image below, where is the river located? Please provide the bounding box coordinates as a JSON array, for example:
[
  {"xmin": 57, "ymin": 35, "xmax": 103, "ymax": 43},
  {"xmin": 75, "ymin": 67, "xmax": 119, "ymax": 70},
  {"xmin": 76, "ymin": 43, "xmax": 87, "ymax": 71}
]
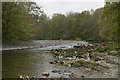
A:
[
  {"xmin": 2, "ymin": 40, "xmax": 118, "ymax": 78},
  {"xmin": 2, "ymin": 40, "xmax": 89, "ymax": 78}
]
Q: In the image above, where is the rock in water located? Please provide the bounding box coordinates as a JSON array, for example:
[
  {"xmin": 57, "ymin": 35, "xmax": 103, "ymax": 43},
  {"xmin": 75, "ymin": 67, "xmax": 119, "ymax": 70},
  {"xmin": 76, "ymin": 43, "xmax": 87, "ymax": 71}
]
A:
[
  {"xmin": 60, "ymin": 61, "xmax": 64, "ymax": 64},
  {"xmin": 19, "ymin": 75, "xmax": 30, "ymax": 80},
  {"xmin": 66, "ymin": 57, "xmax": 73, "ymax": 60},
  {"xmin": 42, "ymin": 72, "xmax": 50, "ymax": 77},
  {"xmin": 49, "ymin": 61, "xmax": 54, "ymax": 64},
  {"xmin": 74, "ymin": 46, "xmax": 81, "ymax": 48},
  {"xmin": 20, "ymin": 75, "xmax": 23, "ymax": 79},
  {"xmin": 49, "ymin": 61, "xmax": 57, "ymax": 64},
  {"xmin": 31, "ymin": 76, "xmax": 36, "ymax": 79},
  {"xmin": 49, "ymin": 60, "xmax": 59, "ymax": 64},
  {"xmin": 52, "ymin": 70, "xmax": 60, "ymax": 73},
  {"xmin": 81, "ymin": 75, "xmax": 85, "ymax": 78}
]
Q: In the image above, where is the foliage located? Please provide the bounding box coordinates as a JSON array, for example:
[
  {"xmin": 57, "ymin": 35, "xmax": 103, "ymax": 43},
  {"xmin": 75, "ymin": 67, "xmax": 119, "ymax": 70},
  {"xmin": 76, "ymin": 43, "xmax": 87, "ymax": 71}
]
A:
[
  {"xmin": 98, "ymin": 2, "xmax": 120, "ymax": 41},
  {"xmin": 74, "ymin": 59, "xmax": 107, "ymax": 71},
  {"xmin": 108, "ymin": 52, "xmax": 118, "ymax": 56},
  {"xmin": 75, "ymin": 37, "xmax": 82, "ymax": 41},
  {"xmin": 2, "ymin": 2, "xmax": 43, "ymax": 42},
  {"xmin": 91, "ymin": 53, "xmax": 103, "ymax": 61},
  {"xmin": 96, "ymin": 45, "xmax": 107, "ymax": 52},
  {"xmin": 107, "ymin": 42, "xmax": 118, "ymax": 51},
  {"xmin": 2, "ymin": 2, "xmax": 119, "ymax": 42}
]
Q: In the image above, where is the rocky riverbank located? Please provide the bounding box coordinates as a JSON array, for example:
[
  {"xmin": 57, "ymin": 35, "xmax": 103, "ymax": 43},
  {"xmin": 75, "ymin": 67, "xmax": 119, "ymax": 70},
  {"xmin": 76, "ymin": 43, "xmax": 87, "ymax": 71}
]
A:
[{"xmin": 49, "ymin": 41, "xmax": 119, "ymax": 78}]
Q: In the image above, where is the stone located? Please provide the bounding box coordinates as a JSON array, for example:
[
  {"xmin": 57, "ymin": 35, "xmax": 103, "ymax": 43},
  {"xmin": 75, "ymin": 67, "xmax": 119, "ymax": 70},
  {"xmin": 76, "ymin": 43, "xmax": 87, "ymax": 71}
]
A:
[
  {"xmin": 54, "ymin": 60, "xmax": 59, "ymax": 63},
  {"xmin": 49, "ymin": 61, "xmax": 56, "ymax": 64},
  {"xmin": 58, "ymin": 55, "xmax": 63, "ymax": 59},
  {"xmin": 66, "ymin": 57, "xmax": 73, "ymax": 60},
  {"xmin": 74, "ymin": 46, "xmax": 82, "ymax": 48},
  {"xmin": 20, "ymin": 75, "xmax": 24, "ymax": 79},
  {"xmin": 68, "ymin": 62, "xmax": 73, "ymax": 67},
  {"xmin": 69, "ymin": 73, "xmax": 74, "ymax": 78},
  {"xmin": 31, "ymin": 76, "xmax": 36, "ymax": 79},
  {"xmin": 86, "ymin": 68, "xmax": 91, "ymax": 71},
  {"xmin": 110, "ymin": 50, "xmax": 118, "ymax": 54},
  {"xmin": 49, "ymin": 60, "xmax": 59, "ymax": 64},
  {"xmin": 73, "ymin": 56, "xmax": 77, "ymax": 59},
  {"xmin": 42, "ymin": 72, "xmax": 50, "ymax": 77},
  {"xmin": 94, "ymin": 43, "xmax": 101, "ymax": 46},
  {"xmin": 59, "ymin": 61, "xmax": 64, "ymax": 64},
  {"xmin": 74, "ymin": 51, "xmax": 77, "ymax": 54},
  {"xmin": 81, "ymin": 75, "xmax": 85, "ymax": 78},
  {"xmin": 88, "ymin": 44, "xmax": 92, "ymax": 46},
  {"xmin": 19, "ymin": 75, "xmax": 30, "ymax": 80},
  {"xmin": 52, "ymin": 70, "xmax": 60, "ymax": 73}
]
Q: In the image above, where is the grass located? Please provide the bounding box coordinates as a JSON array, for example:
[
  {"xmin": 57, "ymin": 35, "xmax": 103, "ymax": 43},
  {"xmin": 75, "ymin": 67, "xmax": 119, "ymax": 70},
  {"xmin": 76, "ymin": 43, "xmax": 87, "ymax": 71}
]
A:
[
  {"xmin": 74, "ymin": 60, "xmax": 85, "ymax": 66},
  {"xmin": 105, "ymin": 42, "xmax": 118, "ymax": 56},
  {"xmin": 95, "ymin": 42, "xmax": 118, "ymax": 53},
  {"xmin": 96, "ymin": 45, "xmax": 107, "ymax": 52},
  {"xmin": 73, "ymin": 59, "xmax": 108, "ymax": 71},
  {"xmin": 92, "ymin": 53, "xmax": 103, "ymax": 56},
  {"xmin": 91, "ymin": 53, "xmax": 103, "ymax": 61},
  {"xmin": 55, "ymin": 49, "xmax": 64, "ymax": 53},
  {"xmin": 108, "ymin": 52, "xmax": 118, "ymax": 56},
  {"xmin": 62, "ymin": 52, "xmax": 74, "ymax": 57},
  {"xmin": 61, "ymin": 48, "xmax": 78, "ymax": 57},
  {"xmin": 74, "ymin": 59, "xmax": 100, "ymax": 67},
  {"xmin": 107, "ymin": 42, "xmax": 118, "ymax": 51}
]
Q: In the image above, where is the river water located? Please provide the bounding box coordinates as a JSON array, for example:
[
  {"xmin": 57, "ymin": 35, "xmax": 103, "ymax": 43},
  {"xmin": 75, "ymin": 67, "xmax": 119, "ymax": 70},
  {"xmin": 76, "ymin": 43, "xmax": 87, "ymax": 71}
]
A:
[{"xmin": 2, "ymin": 40, "xmax": 89, "ymax": 78}]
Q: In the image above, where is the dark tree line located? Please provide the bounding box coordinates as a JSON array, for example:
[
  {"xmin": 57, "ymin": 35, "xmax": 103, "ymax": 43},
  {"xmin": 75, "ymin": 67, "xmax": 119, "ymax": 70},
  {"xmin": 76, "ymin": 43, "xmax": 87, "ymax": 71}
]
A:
[{"xmin": 2, "ymin": 2, "xmax": 120, "ymax": 42}]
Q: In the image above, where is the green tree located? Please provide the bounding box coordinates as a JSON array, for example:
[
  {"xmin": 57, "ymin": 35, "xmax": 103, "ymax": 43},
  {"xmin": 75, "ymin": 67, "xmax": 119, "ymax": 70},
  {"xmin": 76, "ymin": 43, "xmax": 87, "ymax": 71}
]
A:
[
  {"xmin": 98, "ymin": 2, "xmax": 119, "ymax": 41},
  {"xmin": 2, "ymin": 2, "xmax": 42, "ymax": 42}
]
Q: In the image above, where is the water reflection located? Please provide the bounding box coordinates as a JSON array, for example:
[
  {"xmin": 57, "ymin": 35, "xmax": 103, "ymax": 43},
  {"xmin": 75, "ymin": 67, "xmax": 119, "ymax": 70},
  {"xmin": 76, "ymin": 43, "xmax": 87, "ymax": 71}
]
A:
[{"xmin": 2, "ymin": 50, "xmax": 70, "ymax": 78}]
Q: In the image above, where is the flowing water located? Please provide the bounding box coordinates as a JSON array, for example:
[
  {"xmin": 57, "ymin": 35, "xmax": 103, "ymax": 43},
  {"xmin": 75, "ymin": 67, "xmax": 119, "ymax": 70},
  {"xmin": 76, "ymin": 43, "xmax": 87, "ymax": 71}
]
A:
[{"xmin": 2, "ymin": 40, "xmax": 89, "ymax": 78}]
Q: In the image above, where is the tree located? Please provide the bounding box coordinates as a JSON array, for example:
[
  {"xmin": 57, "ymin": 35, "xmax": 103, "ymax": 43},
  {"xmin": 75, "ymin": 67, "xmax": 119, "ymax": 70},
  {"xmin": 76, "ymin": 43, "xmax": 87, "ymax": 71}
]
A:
[
  {"xmin": 2, "ymin": 2, "xmax": 43, "ymax": 42},
  {"xmin": 98, "ymin": 2, "xmax": 119, "ymax": 41}
]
